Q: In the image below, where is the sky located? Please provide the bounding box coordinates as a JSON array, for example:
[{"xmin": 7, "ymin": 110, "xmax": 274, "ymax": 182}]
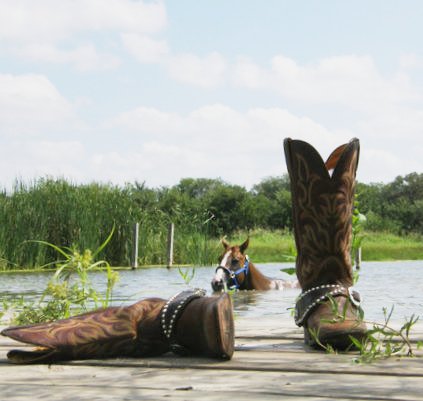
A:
[{"xmin": 1, "ymin": 0, "xmax": 423, "ymax": 190}]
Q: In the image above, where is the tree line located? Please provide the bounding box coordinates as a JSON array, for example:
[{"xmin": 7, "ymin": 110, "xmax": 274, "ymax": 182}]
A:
[{"xmin": 0, "ymin": 172, "xmax": 422, "ymax": 268}]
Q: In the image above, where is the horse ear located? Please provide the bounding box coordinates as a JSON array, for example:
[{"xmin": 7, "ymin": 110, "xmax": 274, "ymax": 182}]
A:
[
  {"xmin": 221, "ymin": 237, "xmax": 230, "ymax": 249},
  {"xmin": 240, "ymin": 238, "xmax": 249, "ymax": 254}
]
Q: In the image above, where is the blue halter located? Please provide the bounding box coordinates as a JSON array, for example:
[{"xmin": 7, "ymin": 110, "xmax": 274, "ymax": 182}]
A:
[{"xmin": 217, "ymin": 255, "xmax": 250, "ymax": 290}]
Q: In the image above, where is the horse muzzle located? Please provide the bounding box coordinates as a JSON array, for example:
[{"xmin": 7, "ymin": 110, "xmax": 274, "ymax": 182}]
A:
[
  {"xmin": 211, "ymin": 278, "xmax": 225, "ymax": 292},
  {"xmin": 211, "ymin": 266, "xmax": 230, "ymax": 292}
]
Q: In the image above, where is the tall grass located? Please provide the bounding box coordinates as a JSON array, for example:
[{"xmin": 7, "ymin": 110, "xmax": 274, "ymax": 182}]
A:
[
  {"xmin": 217, "ymin": 229, "xmax": 423, "ymax": 263},
  {"xmin": 360, "ymin": 231, "xmax": 423, "ymax": 261},
  {"xmin": 229, "ymin": 229, "xmax": 297, "ymax": 263},
  {"xmin": 1, "ymin": 179, "xmax": 422, "ymax": 270},
  {"xmin": 0, "ymin": 179, "xmax": 129, "ymax": 268},
  {"xmin": 0, "ymin": 178, "xmax": 216, "ymax": 269}
]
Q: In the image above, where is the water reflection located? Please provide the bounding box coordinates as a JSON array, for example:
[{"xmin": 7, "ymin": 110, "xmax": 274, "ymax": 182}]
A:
[{"xmin": 231, "ymin": 290, "xmax": 263, "ymax": 312}]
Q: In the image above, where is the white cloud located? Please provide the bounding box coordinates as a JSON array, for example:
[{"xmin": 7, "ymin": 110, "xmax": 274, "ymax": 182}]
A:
[
  {"xmin": 2, "ymin": 100, "xmax": 422, "ymax": 190},
  {"xmin": 357, "ymin": 106, "xmax": 423, "ymax": 141},
  {"xmin": 399, "ymin": 53, "xmax": 423, "ymax": 70},
  {"xmin": 2, "ymin": 103, "xmax": 338, "ymax": 189},
  {"xmin": 0, "ymin": 0, "xmax": 166, "ymax": 43},
  {"xmin": 106, "ymin": 104, "xmax": 344, "ymax": 187},
  {"xmin": 0, "ymin": 140, "xmax": 87, "ymax": 187},
  {"xmin": 359, "ymin": 147, "xmax": 423, "ymax": 184},
  {"xmin": 90, "ymin": 143, "xmax": 206, "ymax": 186},
  {"xmin": 0, "ymin": 0, "xmax": 166, "ymax": 70},
  {"xmin": 1, "ymin": 2, "xmax": 422, "ymax": 193},
  {"xmin": 109, "ymin": 107, "xmax": 184, "ymax": 138},
  {"xmin": 15, "ymin": 43, "xmax": 121, "ymax": 71},
  {"xmin": 106, "ymin": 103, "xmax": 423, "ymax": 187},
  {"xmin": 121, "ymin": 33, "xmax": 169, "ymax": 63},
  {"xmin": 167, "ymin": 52, "xmax": 227, "ymax": 88},
  {"xmin": 230, "ymin": 54, "xmax": 423, "ymax": 181},
  {"xmin": 0, "ymin": 73, "xmax": 78, "ymax": 136},
  {"xmin": 231, "ymin": 57, "xmax": 267, "ymax": 89},
  {"xmin": 232, "ymin": 55, "xmax": 419, "ymax": 112}
]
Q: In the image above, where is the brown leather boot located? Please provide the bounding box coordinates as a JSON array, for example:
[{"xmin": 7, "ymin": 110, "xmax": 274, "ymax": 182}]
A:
[
  {"xmin": 284, "ymin": 138, "xmax": 366, "ymax": 350},
  {"xmin": 1, "ymin": 289, "xmax": 234, "ymax": 363}
]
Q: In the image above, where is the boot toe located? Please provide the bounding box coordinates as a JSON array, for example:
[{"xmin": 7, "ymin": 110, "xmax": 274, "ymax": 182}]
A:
[{"xmin": 303, "ymin": 300, "xmax": 367, "ymax": 351}]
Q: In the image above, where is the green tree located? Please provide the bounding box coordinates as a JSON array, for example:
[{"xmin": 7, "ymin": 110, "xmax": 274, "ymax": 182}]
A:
[{"xmin": 252, "ymin": 176, "xmax": 292, "ymax": 229}]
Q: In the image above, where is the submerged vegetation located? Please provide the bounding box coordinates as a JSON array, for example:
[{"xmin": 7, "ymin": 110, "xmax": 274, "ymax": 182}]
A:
[{"xmin": 0, "ymin": 173, "xmax": 422, "ymax": 270}]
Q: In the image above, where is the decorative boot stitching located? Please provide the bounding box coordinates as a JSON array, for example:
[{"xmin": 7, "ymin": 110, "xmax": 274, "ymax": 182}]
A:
[{"xmin": 284, "ymin": 139, "xmax": 359, "ymax": 289}]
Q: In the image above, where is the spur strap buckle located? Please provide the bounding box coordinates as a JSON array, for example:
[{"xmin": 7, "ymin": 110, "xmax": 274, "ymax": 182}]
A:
[
  {"xmin": 294, "ymin": 284, "xmax": 362, "ymax": 327},
  {"xmin": 348, "ymin": 286, "xmax": 362, "ymax": 307}
]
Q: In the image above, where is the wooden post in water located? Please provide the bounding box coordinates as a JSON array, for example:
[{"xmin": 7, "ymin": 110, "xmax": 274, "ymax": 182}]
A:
[
  {"xmin": 167, "ymin": 222, "xmax": 174, "ymax": 269},
  {"xmin": 131, "ymin": 222, "xmax": 139, "ymax": 269},
  {"xmin": 355, "ymin": 247, "xmax": 362, "ymax": 270}
]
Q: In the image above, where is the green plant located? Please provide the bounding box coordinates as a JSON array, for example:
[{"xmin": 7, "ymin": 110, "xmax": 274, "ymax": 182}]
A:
[
  {"xmin": 351, "ymin": 194, "xmax": 367, "ymax": 266},
  {"xmin": 280, "ymin": 267, "xmax": 296, "ymax": 275},
  {"xmin": 222, "ymin": 282, "xmax": 236, "ymax": 295},
  {"xmin": 177, "ymin": 266, "xmax": 196, "ymax": 286},
  {"xmin": 307, "ymin": 297, "xmax": 422, "ymax": 363},
  {"xmin": 8, "ymin": 228, "xmax": 119, "ymax": 325},
  {"xmin": 280, "ymin": 246, "xmax": 296, "ymax": 276},
  {"xmin": 351, "ymin": 307, "xmax": 422, "ymax": 363},
  {"xmin": 2, "ymin": 174, "xmax": 423, "ymax": 270}
]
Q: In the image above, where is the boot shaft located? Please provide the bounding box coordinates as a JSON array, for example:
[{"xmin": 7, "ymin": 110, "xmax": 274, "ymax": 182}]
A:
[
  {"xmin": 284, "ymin": 138, "xmax": 360, "ymax": 290},
  {"xmin": 2, "ymin": 290, "xmax": 235, "ymax": 363},
  {"xmin": 1, "ymin": 299, "xmax": 170, "ymax": 363}
]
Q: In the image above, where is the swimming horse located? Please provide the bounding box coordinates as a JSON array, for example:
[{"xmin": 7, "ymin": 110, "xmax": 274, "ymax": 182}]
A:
[{"xmin": 211, "ymin": 238, "xmax": 299, "ymax": 292}]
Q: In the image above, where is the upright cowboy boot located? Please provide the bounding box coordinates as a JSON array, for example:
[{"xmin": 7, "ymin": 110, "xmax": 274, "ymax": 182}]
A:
[
  {"xmin": 1, "ymin": 289, "xmax": 234, "ymax": 363},
  {"xmin": 284, "ymin": 138, "xmax": 366, "ymax": 350}
]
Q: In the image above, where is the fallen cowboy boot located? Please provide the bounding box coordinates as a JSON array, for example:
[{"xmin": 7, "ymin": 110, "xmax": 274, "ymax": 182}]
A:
[
  {"xmin": 1, "ymin": 289, "xmax": 234, "ymax": 363},
  {"xmin": 284, "ymin": 138, "xmax": 366, "ymax": 350}
]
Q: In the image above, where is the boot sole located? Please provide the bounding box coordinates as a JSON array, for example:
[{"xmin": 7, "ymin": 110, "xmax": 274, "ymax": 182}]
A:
[
  {"xmin": 207, "ymin": 293, "xmax": 235, "ymax": 359},
  {"xmin": 304, "ymin": 326, "xmax": 367, "ymax": 351}
]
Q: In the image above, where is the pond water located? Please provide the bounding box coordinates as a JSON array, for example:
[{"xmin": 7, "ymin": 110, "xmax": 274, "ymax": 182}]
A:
[{"xmin": 1, "ymin": 261, "xmax": 423, "ymax": 324}]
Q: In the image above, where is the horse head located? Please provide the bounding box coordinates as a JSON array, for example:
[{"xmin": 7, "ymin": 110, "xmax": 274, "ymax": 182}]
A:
[{"xmin": 211, "ymin": 238, "xmax": 250, "ymax": 292}]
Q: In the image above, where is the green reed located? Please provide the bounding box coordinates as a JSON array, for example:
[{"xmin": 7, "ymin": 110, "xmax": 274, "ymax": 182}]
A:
[
  {"xmin": 307, "ymin": 297, "xmax": 423, "ymax": 363},
  {"xmin": 0, "ymin": 178, "xmax": 218, "ymax": 269},
  {"xmin": 0, "ymin": 179, "xmax": 134, "ymax": 268},
  {"xmin": 4, "ymin": 231, "xmax": 119, "ymax": 325},
  {"xmin": 1, "ymin": 178, "xmax": 422, "ymax": 270}
]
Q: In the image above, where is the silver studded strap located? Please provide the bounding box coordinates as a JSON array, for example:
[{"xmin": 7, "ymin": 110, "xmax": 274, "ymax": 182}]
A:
[
  {"xmin": 160, "ymin": 288, "xmax": 206, "ymax": 355},
  {"xmin": 294, "ymin": 284, "xmax": 362, "ymax": 327}
]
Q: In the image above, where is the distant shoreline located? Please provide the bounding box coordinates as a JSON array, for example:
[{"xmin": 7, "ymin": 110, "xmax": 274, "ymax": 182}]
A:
[{"xmin": 1, "ymin": 229, "xmax": 422, "ymax": 272}]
